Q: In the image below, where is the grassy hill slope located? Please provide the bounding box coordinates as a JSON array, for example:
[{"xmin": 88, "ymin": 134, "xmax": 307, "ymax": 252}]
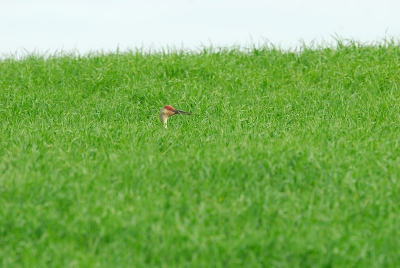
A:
[{"xmin": 1, "ymin": 41, "xmax": 400, "ymax": 267}]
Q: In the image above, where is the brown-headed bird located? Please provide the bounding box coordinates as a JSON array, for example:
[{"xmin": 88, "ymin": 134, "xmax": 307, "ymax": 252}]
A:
[{"xmin": 159, "ymin": 105, "xmax": 192, "ymax": 128}]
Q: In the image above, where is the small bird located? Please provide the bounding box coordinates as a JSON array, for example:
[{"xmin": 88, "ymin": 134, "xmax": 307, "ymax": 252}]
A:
[{"xmin": 159, "ymin": 105, "xmax": 192, "ymax": 128}]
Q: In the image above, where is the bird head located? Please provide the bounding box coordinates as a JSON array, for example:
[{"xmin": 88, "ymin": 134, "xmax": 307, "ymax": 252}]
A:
[{"xmin": 159, "ymin": 105, "xmax": 192, "ymax": 128}]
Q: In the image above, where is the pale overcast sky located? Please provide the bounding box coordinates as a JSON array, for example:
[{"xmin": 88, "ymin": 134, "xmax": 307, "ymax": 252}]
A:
[{"xmin": 1, "ymin": 0, "xmax": 399, "ymax": 55}]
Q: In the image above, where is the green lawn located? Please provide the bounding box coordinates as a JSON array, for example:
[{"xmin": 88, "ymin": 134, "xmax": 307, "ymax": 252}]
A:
[{"xmin": 1, "ymin": 41, "xmax": 400, "ymax": 267}]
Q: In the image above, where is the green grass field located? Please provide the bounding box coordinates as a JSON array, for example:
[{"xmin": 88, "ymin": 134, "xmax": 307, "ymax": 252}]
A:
[{"xmin": 1, "ymin": 40, "xmax": 400, "ymax": 267}]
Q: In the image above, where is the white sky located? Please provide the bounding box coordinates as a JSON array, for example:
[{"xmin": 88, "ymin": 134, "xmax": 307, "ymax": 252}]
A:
[{"xmin": 1, "ymin": 0, "xmax": 399, "ymax": 55}]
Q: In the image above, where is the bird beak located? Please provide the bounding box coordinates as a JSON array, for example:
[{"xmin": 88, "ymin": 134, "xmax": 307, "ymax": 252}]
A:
[{"xmin": 173, "ymin": 109, "xmax": 192, "ymax": 115}]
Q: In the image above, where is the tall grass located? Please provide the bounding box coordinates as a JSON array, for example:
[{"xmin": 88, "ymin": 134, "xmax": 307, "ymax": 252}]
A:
[{"xmin": 1, "ymin": 40, "xmax": 400, "ymax": 267}]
